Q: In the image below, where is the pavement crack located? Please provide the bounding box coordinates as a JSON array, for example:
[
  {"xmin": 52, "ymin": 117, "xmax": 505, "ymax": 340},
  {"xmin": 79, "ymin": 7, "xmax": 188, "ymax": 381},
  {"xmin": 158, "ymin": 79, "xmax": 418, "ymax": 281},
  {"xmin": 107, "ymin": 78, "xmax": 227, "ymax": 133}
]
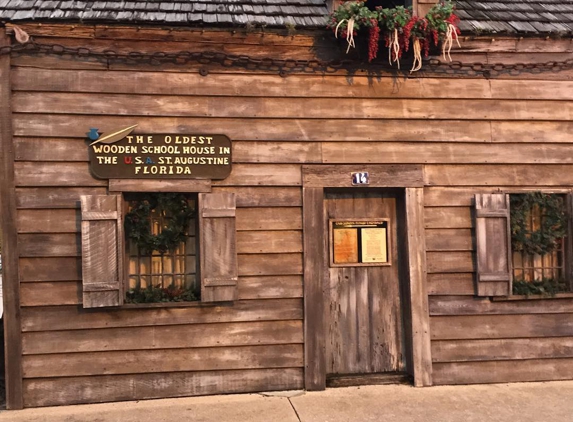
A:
[{"xmin": 288, "ymin": 397, "xmax": 302, "ymax": 422}]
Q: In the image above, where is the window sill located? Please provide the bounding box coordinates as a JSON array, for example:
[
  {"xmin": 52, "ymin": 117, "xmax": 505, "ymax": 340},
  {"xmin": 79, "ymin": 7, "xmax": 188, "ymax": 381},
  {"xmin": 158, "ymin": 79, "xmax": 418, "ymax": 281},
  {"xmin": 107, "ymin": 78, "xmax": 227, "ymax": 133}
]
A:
[
  {"xmin": 492, "ymin": 293, "xmax": 573, "ymax": 302},
  {"xmin": 122, "ymin": 301, "xmax": 232, "ymax": 309}
]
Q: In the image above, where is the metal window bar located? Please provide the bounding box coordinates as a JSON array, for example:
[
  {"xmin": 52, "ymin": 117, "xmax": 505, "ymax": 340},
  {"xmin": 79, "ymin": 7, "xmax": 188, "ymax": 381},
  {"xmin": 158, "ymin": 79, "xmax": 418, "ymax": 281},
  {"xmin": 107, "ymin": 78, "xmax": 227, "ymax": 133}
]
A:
[
  {"xmin": 511, "ymin": 200, "xmax": 565, "ymax": 287},
  {"xmin": 128, "ymin": 199, "xmax": 197, "ymax": 291}
]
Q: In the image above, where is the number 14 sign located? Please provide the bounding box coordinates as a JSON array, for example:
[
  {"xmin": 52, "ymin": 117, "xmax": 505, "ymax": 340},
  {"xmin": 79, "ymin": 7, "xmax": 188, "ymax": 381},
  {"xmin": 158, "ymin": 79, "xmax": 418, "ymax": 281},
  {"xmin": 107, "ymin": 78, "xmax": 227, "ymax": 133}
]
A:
[{"xmin": 351, "ymin": 172, "xmax": 369, "ymax": 185}]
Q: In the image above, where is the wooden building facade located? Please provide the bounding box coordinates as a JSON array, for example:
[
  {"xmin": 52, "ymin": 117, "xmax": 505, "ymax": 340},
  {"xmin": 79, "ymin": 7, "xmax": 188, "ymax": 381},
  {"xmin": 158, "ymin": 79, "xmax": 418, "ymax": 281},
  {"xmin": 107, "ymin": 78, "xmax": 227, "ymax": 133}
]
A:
[{"xmin": 2, "ymin": 0, "xmax": 573, "ymax": 410}]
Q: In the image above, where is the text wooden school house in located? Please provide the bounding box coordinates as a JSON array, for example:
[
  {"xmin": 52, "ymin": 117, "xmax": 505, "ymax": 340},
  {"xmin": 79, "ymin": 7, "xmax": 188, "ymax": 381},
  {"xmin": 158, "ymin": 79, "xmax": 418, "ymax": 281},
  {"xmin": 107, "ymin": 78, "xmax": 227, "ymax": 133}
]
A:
[{"xmin": 2, "ymin": 0, "xmax": 573, "ymax": 410}]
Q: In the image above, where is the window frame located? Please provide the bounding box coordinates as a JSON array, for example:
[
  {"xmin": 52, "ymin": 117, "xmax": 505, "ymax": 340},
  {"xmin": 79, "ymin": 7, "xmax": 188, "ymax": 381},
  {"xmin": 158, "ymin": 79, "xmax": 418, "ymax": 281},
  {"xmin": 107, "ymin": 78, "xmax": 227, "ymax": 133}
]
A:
[
  {"xmin": 80, "ymin": 178, "xmax": 238, "ymax": 308},
  {"xmin": 123, "ymin": 192, "xmax": 200, "ymax": 305},
  {"xmin": 475, "ymin": 189, "xmax": 573, "ymax": 300}
]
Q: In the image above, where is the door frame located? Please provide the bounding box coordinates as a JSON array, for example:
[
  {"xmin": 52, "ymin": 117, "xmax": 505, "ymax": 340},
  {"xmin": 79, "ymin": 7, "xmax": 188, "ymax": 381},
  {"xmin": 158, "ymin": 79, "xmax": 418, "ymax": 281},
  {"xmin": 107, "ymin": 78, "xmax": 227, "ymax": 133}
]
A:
[{"xmin": 302, "ymin": 164, "xmax": 432, "ymax": 389}]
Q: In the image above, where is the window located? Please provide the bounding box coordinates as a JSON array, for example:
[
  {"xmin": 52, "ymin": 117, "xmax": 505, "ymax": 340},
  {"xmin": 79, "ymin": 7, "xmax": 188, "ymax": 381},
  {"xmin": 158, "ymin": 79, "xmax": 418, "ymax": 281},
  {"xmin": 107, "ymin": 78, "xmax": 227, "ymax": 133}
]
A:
[
  {"xmin": 80, "ymin": 192, "xmax": 238, "ymax": 309},
  {"xmin": 510, "ymin": 193, "xmax": 569, "ymax": 295},
  {"xmin": 474, "ymin": 192, "xmax": 570, "ymax": 298},
  {"xmin": 124, "ymin": 193, "xmax": 200, "ymax": 304}
]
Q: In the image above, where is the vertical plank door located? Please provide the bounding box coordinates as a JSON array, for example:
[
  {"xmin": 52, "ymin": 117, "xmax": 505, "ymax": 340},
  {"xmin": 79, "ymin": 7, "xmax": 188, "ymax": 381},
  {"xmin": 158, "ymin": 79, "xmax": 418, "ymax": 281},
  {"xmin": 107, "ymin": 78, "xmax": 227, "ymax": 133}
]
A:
[{"xmin": 324, "ymin": 190, "xmax": 404, "ymax": 376}]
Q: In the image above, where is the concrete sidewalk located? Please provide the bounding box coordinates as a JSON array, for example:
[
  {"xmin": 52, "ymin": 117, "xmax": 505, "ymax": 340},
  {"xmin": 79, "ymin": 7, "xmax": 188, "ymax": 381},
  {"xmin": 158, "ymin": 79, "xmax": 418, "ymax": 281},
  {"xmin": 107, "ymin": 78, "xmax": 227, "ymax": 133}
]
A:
[{"xmin": 1, "ymin": 381, "xmax": 572, "ymax": 422}]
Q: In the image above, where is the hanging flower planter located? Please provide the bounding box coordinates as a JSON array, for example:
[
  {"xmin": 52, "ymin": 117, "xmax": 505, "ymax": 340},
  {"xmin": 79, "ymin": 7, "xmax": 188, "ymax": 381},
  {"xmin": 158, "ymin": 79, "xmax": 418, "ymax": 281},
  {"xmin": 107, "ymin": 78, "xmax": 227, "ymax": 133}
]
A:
[{"xmin": 326, "ymin": 1, "xmax": 461, "ymax": 72}]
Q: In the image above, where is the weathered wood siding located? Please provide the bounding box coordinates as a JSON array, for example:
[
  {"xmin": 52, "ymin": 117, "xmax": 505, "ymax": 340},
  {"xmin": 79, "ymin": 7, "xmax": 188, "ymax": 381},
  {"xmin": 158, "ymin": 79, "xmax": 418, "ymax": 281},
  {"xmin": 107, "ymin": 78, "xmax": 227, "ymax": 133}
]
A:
[{"xmin": 9, "ymin": 26, "xmax": 573, "ymax": 406}]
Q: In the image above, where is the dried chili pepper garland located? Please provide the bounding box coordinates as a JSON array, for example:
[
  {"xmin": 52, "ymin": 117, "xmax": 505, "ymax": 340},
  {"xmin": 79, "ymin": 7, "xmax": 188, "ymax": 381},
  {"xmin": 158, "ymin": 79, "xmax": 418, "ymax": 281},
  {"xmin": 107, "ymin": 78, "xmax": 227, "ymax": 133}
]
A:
[{"xmin": 326, "ymin": 1, "xmax": 461, "ymax": 70}]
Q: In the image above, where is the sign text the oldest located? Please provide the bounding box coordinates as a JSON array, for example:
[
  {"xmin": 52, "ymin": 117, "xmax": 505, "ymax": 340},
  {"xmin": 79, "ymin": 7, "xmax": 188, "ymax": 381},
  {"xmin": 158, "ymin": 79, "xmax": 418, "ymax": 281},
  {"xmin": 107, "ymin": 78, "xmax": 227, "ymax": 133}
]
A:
[{"xmin": 89, "ymin": 134, "xmax": 232, "ymax": 179}]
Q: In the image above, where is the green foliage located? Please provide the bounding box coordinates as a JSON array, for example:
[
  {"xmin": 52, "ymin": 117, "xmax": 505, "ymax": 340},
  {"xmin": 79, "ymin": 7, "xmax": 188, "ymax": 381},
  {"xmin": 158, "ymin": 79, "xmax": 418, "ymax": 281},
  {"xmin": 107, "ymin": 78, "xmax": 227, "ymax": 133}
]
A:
[
  {"xmin": 426, "ymin": 1, "xmax": 456, "ymax": 35},
  {"xmin": 326, "ymin": 1, "xmax": 377, "ymax": 33},
  {"xmin": 125, "ymin": 284, "xmax": 199, "ymax": 303},
  {"xmin": 326, "ymin": 1, "xmax": 459, "ymax": 63},
  {"xmin": 510, "ymin": 192, "xmax": 567, "ymax": 256},
  {"xmin": 124, "ymin": 193, "xmax": 195, "ymax": 256},
  {"xmin": 512, "ymin": 279, "xmax": 568, "ymax": 297},
  {"xmin": 377, "ymin": 6, "xmax": 412, "ymax": 31}
]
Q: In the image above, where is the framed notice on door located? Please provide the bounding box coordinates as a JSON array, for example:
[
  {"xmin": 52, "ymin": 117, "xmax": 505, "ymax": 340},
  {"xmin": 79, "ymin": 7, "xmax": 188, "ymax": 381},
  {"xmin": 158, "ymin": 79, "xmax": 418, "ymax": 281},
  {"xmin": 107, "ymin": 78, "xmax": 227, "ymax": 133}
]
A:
[{"xmin": 329, "ymin": 219, "xmax": 391, "ymax": 267}]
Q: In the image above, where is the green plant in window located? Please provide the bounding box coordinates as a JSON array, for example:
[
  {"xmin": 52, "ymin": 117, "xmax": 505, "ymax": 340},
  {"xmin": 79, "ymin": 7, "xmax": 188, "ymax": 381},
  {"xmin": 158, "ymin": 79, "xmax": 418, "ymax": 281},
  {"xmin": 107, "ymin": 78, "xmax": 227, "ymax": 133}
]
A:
[
  {"xmin": 512, "ymin": 279, "xmax": 568, "ymax": 297},
  {"xmin": 124, "ymin": 193, "xmax": 195, "ymax": 255},
  {"xmin": 510, "ymin": 192, "xmax": 567, "ymax": 256},
  {"xmin": 125, "ymin": 285, "xmax": 198, "ymax": 303}
]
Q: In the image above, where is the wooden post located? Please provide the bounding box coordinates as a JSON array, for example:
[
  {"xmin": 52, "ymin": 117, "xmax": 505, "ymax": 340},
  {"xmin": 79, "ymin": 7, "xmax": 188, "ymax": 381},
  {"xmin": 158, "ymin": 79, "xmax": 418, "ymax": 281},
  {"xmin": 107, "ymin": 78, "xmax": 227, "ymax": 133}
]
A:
[
  {"xmin": 303, "ymin": 187, "xmax": 326, "ymax": 390},
  {"xmin": 0, "ymin": 29, "xmax": 23, "ymax": 409},
  {"xmin": 405, "ymin": 188, "xmax": 432, "ymax": 386}
]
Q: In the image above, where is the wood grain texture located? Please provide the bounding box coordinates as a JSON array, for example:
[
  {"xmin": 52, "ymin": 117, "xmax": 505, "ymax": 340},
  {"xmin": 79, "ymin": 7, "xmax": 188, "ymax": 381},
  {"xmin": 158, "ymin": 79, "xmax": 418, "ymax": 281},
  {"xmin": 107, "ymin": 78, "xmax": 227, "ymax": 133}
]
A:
[
  {"xmin": 20, "ymin": 282, "xmax": 81, "ymax": 307},
  {"xmin": 20, "ymin": 276, "xmax": 303, "ymax": 306},
  {"xmin": 426, "ymin": 273, "xmax": 475, "ymax": 296},
  {"xmin": 6, "ymin": 24, "xmax": 314, "ymax": 45},
  {"xmin": 239, "ymin": 276, "xmax": 303, "ymax": 299},
  {"xmin": 15, "ymin": 187, "xmax": 107, "ymax": 209},
  {"xmin": 324, "ymin": 191, "xmax": 404, "ymax": 377},
  {"xmin": 303, "ymin": 187, "xmax": 326, "ymax": 390},
  {"xmin": 199, "ymin": 193, "xmax": 239, "ymax": 302},
  {"xmin": 109, "ymin": 179, "xmax": 211, "ymax": 193},
  {"xmin": 303, "ymin": 165, "xmax": 423, "ymax": 188},
  {"xmin": 0, "ymin": 28, "xmax": 23, "ymax": 409},
  {"xmin": 424, "ymin": 207, "xmax": 472, "ymax": 229},
  {"xmin": 23, "ymin": 368, "xmax": 303, "ymax": 407},
  {"xmin": 474, "ymin": 193, "xmax": 511, "ymax": 297},
  {"xmin": 236, "ymin": 207, "xmax": 302, "ymax": 231},
  {"xmin": 426, "ymin": 229, "xmax": 474, "ymax": 251},
  {"xmin": 21, "ymin": 299, "xmax": 303, "ymax": 332},
  {"xmin": 424, "ymin": 186, "xmax": 573, "ymax": 207},
  {"xmin": 12, "ymin": 68, "xmax": 492, "ymax": 98},
  {"xmin": 427, "ymin": 251, "xmax": 475, "ymax": 273},
  {"xmin": 432, "ymin": 337, "xmax": 573, "ymax": 363},
  {"xmin": 17, "ymin": 209, "xmax": 79, "ymax": 233},
  {"xmin": 426, "ymin": 165, "xmax": 573, "ymax": 186},
  {"xmin": 237, "ymin": 231, "xmax": 302, "ymax": 254},
  {"xmin": 431, "ymin": 313, "xmax": 573, "ymax": 340},
  {"xmin": 8, "ymin": 35, "xmax": 320, "ymax": 60},
  {"xmin": 23, "ymin": 344, "xmax": 303, "ymax": 378},
  {"xmin": 23, "ymin": 320, "xmax": 303, "ymax": 355},
  {"xmin": 80, "ymin": 195, "xmax": 123, "ymax": 308},
  {"xmin": 212, "ymin": 164, "xmax": 301, "ymax": 186},
  {"xmin": 432, "ymin": 359, "xmax": 573, "ymax": 385},
  {"xmin": 238, "ymin": 253, "xmax": 303, "ymax": 276},
  {"xmin": 20, "ymin": 257, "xmax": 81, "ymax": 281},
  {"xmin": 323, "ymin": 142, "xmax": 573, "ymax": 164},
  {"xmin": 15, "ymin": 92, "xmax": 573, "ymax": 121},
  {"xmin": 13, "ymin": 114, "xmax": 492, "ymax": 143},
  {"xmin": 15, "ymin": 162, "xmax": 107, "ymax": 187},
  {"xmin": 233, "ymin": 142, "xmax": 321, "ymax": 163},
  {"xmin": 429, "ymin": 296, "xmax": 573, "ymax": 316},
  {"xmin": 405, "ymin": 188, "xmax": 433, "ymax": 387},
  {"xmin": 211, "ymin": 187, "xmax": 301, "ymax": 207}
]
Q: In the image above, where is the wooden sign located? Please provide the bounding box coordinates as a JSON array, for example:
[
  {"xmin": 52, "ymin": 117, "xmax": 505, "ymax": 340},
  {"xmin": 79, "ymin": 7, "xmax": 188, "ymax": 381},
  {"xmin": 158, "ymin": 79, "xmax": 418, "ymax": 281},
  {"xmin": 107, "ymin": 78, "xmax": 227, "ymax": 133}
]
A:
[
  {"xmin": 88, "ymin": 130, "xmax": 232, "ymax": 179},
  {"xmin": 330, "ymin": 219, "xmax": 390, "ymax": 267}
]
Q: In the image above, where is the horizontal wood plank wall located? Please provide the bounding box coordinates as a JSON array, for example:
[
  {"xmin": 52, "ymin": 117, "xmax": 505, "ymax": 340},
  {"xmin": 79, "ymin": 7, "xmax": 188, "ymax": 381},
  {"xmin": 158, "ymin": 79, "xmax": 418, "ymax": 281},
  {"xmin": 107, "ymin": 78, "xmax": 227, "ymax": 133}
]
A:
[
  {"xmin": 425, "ymin": 183, "xmax": 573, "ymax": 385},
  {"xmin": 12, "ymin": 30, "xmax": 573, "ymax": 406}
]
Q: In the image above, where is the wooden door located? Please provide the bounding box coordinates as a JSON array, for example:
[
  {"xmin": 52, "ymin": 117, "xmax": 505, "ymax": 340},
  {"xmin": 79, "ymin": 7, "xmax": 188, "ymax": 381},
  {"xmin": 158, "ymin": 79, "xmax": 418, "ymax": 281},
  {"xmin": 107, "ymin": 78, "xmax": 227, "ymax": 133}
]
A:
[{"xmin": 324, "ymin": 189, "xmax": 404, "ymax": 377}]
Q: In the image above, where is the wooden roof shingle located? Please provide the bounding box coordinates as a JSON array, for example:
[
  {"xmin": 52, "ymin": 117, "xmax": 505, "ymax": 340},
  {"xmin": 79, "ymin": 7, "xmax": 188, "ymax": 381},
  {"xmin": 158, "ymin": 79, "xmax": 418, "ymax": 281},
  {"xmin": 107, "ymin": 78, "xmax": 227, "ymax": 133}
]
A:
[
  {"xmin": 0, "ymin": 1, "xmax": 572, "ymax": 34},
  {"xmin": 0, "ymin": 0, "xmax": 328, "ymax": 28},
  {"xmin": 456, "ymin": 0, "xmax": 573, "ymax": 34}
]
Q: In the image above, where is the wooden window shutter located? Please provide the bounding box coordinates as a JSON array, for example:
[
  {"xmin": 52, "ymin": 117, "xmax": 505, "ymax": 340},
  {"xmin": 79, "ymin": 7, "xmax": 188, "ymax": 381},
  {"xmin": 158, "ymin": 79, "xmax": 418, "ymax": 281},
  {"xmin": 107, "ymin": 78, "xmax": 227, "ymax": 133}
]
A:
[
  {"xmin": 198, "ymin": 192, "xmax": 238, "ymax": 302},
  {"xmin": 474, "ymin": 193, "xmax": 512, "ymax": 297},
  {"xmin": 80, "ymin": 195, "xmax": 123, "ymax": 308}
]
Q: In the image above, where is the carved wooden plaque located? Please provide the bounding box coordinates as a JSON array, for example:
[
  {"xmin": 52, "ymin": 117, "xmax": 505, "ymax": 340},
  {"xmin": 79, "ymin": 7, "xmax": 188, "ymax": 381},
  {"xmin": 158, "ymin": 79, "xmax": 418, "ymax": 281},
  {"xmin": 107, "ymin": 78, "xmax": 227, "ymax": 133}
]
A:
[{"xmin": 89, "ymin": 133, "xmax": 232, "ymax": 179}]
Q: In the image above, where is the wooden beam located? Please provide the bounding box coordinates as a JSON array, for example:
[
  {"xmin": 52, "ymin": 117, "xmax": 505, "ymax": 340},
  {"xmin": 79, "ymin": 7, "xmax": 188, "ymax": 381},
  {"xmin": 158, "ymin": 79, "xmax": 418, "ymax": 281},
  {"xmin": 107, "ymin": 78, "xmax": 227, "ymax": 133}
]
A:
[
  {"xmin": 109, "ymin": 179, "xmax": 211, "ymax": 193},
  {"xmin": 405, "ymin": 188, "xmax": 433, "ymax": 387},
  {"xmin": 303, "ymin": 187, "xmax": 326, "ymax": 390},
  {"xmin": 0, "ymin": 28, "xmax": 23, "ymax": 409},
  {"xmin": 303, "ymin": 165, "xmax": 424, "ymax": 188}
]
